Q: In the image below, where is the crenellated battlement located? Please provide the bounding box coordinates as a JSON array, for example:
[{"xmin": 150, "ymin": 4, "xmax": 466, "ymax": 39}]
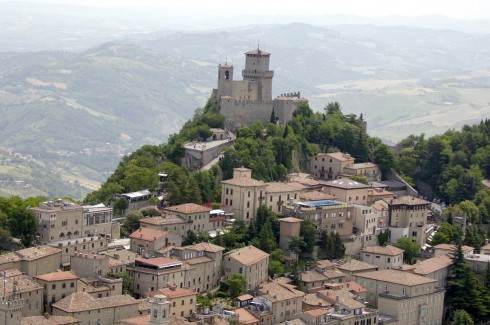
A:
[
  {"xmin": 0, "ymin": 297, "xmax": 25, "ymax": 311},
  {"xmin": 277, "ymin": 91, "xmax": 301, "ymax": 98}
]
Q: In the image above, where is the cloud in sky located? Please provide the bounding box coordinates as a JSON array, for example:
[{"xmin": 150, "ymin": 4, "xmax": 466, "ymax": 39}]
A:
[{"xmin": 14, "ymin": 0, "xmax": 490, "ymax": 19}]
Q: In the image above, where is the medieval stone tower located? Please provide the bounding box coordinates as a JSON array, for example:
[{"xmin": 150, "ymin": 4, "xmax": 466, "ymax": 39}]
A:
[
  {"xmin": 213, "ymin": 48, "xmax": 305, "ymax": 130},
  {"xmin": 0, "ymin": 298, "xmax": 24, "ymax": 325}
]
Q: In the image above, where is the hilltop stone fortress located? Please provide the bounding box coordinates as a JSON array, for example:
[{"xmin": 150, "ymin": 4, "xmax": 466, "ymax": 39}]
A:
[{"xmin": 212, "ymin": 48, "xmax": 305, "ymax": 129}]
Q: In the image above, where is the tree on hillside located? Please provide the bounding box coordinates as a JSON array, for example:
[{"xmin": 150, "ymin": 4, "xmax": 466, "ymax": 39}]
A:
[
  {"xmin": 300, "ymin": 220, "xmax": 317, "ymax": 255},
  {"xmin": 7, "ymin": 209, "xmax": 38, "ymax": 247},
  {"xmin": 449, "ymin": 310, "xmax": 474, "ymax": 325},
  {"xmin": 288, "ymin": 236, "xmax": 305, "ymax": 256},
  {"xmin": 220, "ymin": 274, "xmax": 247, "ymax": 298},
  {"xmin": 122, "ymin": 211, "xmax": 144, "ymax": 235},
  {"xmin": 394, "ymin": 237, "xmax": 420, "ymax": 263},
  {"xmin": 446, "ymin": 243, "xmax": 488, "ymax": 323},
  {"xmin": 377, "ymin": 230, "xmax": 389, "ymax": 246},
  {"xmin": 318, "ymin": 229, "xmax": 334, "ymax": 260},
  {"xmin": 332, "ymin": 231, "xmax": 346, "ymax": 259},
  {"xmin": 113, "ymin": 197, "xmax": 129, "ymax": 215}
]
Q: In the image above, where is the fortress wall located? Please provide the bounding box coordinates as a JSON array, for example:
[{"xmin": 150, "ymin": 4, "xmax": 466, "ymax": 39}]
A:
[
  {"xmin": 221, "ymin": 100, "xmax": 274, "ymax": 130},
  {"xmin": 274, "ymin": 98, "xmax": 303, "ymax": 124}
]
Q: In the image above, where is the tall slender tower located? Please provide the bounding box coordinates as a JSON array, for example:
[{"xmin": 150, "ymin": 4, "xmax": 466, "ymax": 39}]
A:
[
  {"xmin": 242, "ymin": 48, "xmax": 274, "ymax": 101},
  {"xmin": 216, "ymin": 63, "xmax": 234, "ymax": 99},
  {"xmin": 0, "ymin": 278, "xmax": 24, "ymax": 325},
  {"xmin": 149, "ymin": 294, "xmax": 170, "ymax": 325}
]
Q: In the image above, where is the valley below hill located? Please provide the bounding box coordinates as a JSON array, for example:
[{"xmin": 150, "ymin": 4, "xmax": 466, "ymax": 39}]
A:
[{"xmin": 1, "ymin": 22, "xmax": 490, "ymax": 199}]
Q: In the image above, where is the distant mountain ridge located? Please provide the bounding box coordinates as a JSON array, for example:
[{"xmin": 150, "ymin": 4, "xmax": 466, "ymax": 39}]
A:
[{"xmin": 1, "ymin": 22, "xmax": 490, "ymax": 198}]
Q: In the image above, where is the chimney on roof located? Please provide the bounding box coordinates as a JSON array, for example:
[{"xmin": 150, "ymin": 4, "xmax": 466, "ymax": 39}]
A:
[
  {"xmin": 114, "ymin": 254, "xmax": 120, "ymax": 260},
  {"xmin": 336, "ymin": 295, "xmax": 339, "ymax": 302},
  {"xmin": 43, "ymin": 313, "xmax": 50, "ymax": 319},
  {"xmin": 84, "ymin": 254, "xmax": 88, "ymax": 258}
]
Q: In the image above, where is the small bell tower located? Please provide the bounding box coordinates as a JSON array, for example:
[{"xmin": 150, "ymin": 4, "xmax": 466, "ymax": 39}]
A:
[{"xmin": 149, "ymin": 294, "xmax": 170, "ymax": 325}]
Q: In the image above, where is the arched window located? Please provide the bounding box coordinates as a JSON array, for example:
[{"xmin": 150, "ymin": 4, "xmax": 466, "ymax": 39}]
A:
[
  {"xmin": 224, "ymin": 71, "xmax": 229, "ymax": 80},
  {"xmin": 59, "ymin": 233, "xmax": 65, "ymax": 238}
]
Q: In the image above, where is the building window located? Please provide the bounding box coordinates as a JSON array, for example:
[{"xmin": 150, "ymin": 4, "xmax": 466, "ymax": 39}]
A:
[
  {"xmin": 230, "ymin": 189, "xmax": 233, "ymax": 195},
  {"xmin": 248, "ymin": 191, "xmax": 250, "ymax": 198},
  {"xmin": 230, "ymin": 200, "xmax": 233, "ymax": 206},
  {"xmin": 226, "ymin": 188, "xmax": 229, "ymax": 195}
]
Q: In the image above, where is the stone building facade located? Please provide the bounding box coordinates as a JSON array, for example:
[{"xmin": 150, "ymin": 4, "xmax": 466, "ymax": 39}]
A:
[{"xmin": 213, "ymin": 49, "xmax": 305, "ymax": 129}]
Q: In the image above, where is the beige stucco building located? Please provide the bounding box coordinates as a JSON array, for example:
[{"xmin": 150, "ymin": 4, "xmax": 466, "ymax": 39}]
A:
[
  {"xmin": 35, "ymin": 271, "xmax": 79, "ymax": 313},
  {"xmin": 257, "ymin": 278, "xmax": 305, "ymax": 324},
  {"xmin": 282, "ymin": 200, "xmax": 354, "ymax": 239},
  {"xmin": 309, "ymin": 152, "xmax": 355, "ymax": 180},
  {"xmin": 148, "ymin": 286, "xmax": 196, "ymax": 318},
  {"xmin": 70, "ymin": 253, "xmax": 110, "ymax": 278},
  {"xmin": 323, "ymin": 179, "xmax": 370, "ymax": 206},
  {"xmin": 48, "ymin": 235, "xmax": 110, "ymax": 266},
  {"xmin": 0, "ymin": 246, "xmax": 63, "ymax": 278},
  {"xmin": 221, "ymin": 168, "xmax": 267, "ymax": 222},
  {"xmin": 31, "ymin": 201, "xmax": 118, "ymax": 244},
  {"xmin": 402, "ymin": 255, "xmax": 453, "ymax": 289},
  {"xmin": 309, "ymin": 152, "xmax": 381, "ymax": 182},
  {"xmin": 129, "ymin": 228, "xmax": 181, "ymax": 256},
  {"xmin": 383, "ymin": 196, "xmax": 431, "ymax": 246},
  {"xmin": 159, "ymin": 242, "xmax": 224, "ymax": 293},
  {"xmin": 0, "ymin": 269, "xmax": 43, "ymax": 317},
  {"xmin": 336, "ymin": 259, "xmax": 379, "ymax": 281},
  {"xmin": 163, "ymin": 203, "xmax": 212, "ymax": 235},
  {"xmin": 355, "ymin": 269, "xmax": 444, "ymax": 325},
  {"xmin": 361, "ymin": 245, "xmax": 404, "ymax": 270},
  {"xmin": 128, "ymin": 257, "xmax": 189, "ymax": 298},
  {"xmin": 52, "ymin": 292, "xmax": 140, "ymax": 325},
  {"xmin": 223, "ymin": 245, "xmax": 269, "ymax": 290}
]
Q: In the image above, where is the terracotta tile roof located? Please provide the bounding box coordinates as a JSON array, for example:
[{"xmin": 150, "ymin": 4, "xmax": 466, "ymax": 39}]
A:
[
  {"xmin": 184, "ymin": 256, "xmax": 213, "ymax": 265},
  {"xmin": 300, "ymin": 191, "xmax": 336, "ymax": 201},
  {"xmin": 0, "ymin": 269, "xmax": 43, "ymax": 293},
  {"xmin": 292, "ymin": 178, "xmax": 323, "ymax": 187},
  {"xmin": 108, "ymin": 257, "xmax": 127, "ymax": 268},
  {"xmin": 279, "ymin": 217, "xmax": 302, "ymax": 223},
  {"xmin": 259, "ymin": 279, "xmax": 305, "ymax": 302},
  {"xmin": 372, "ymin": 200, "xmax": 388, "ymax": 211},
  {"xmin": 187, "ymin": 242, "xmax": 225, "ymax": 253},
  {"xmin": 77, "ymin": 279, "xmax": 109, "ymax": 294},
  {"xmin": 362, "ymin": 245, "xmax": 404, "ymax": 256},
  {"xmin": 0, "ymin": 252, "xmax": 22, "ymax": 264},
  {"xmin": 356, "ymin": 269, "xmax": 436, "ymax": 286},
  {"xmin": 368, "ymin": 188, "xmax": 394, "ymax": 197},
  {"xmin": 139, "ymin": 215, "xmax": 185, "ymax": 226},
  {"xmin": 383, "ymin": 196, "xmax": 431, "ymax": 206},
  {"xmin": 129, "ymin": 228, "xmax": 168, "ymax": 242},
  {"xmin": 266, "ymin": 182, "xmax": 303, "ymax": 193},
  {"xmin": 313, "ymin": 152, "xmax": 354, "ymax": 162},
  {"xmin": 300, "ymin": 270, "xmax": 328, "ymax": 283},
  {"xmin": 235, "ymin": 307, "xmax": 260, "ymax": 324},
  {"xmin": 481, "ymin": 243, "xmax": 490, "ymax": 251},
  {"xmin": 315, "ymin": 260, "xmax": 335, "ymax": 270},
  {"xmin": 412, "ymin": 255, "xmax": 453, "ymax": 275},
  {"xmin": 317, "ymin": 288, "xmax": 365, "ymax": 310},
  {"xmin": 323, "ymin": 269, "xmax": 346, "ymax": 279},
  {"xmin": 137, "ymin": 298, "xmax": 151, "ymax": 312},
  {"xmin": 305, "ymin": 308, "xmax": 330, "ymax": 317},
  {"xmin": 221, "ymin": 177, "xmax": 266, "ymax": 187},
  {"xmin": 164, "ymin": 203, "xmax": 211, "ymax": 214},
  {"xmin": 324, "ymin": 178, "xmax": 369, "ymax": 189},
  {"xmin": 302, "ymin": 293, "xmax": 332, "ymax": 307},
  {"xmin": 15, "ymin": 246, "xmax": 62, "ymax": 261},
  {"xmin": 101, "ymin": 250, "xmax": 138, "ymax": 264},
  {"xmin": 135, "ymin": 257, "xmax": 181, "ymax": 268},
  {"xmin": 35, "ymin": 271, "xmax": 79, "ymax": 282},
  {"xmin": 52, "ymin": 292, "xmax": 138, "ymax": 312},
  {"xmin": 226, "ymin": 245, "xmax": 269, "ymax": 266},
  {"xmin": 345, "ymin": 281, "xmax": 367, "ymax": 293},
  {"xmin": 21, "ymin": 316, "xmax": 81, "ymax": 325},
  {"xmin": 433, "ymin": 244, "xmax": 474, "ymax": 253},
  {"xmin": 148, "ymin": 287, "xmax": 196, "ymax": 299},
  {"xmin": 236, "ymin": 294, "xmax": 253, "ymax": 301},
  {"xmin": 337, "ymin": 259, "xmax": 378, "ymax": 272}
]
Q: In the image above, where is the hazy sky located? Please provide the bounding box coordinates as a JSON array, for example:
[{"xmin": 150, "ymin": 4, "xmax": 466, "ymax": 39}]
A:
[{"xmin": 18, "ymin": 0, "xmax": 490, "ymax": 19}]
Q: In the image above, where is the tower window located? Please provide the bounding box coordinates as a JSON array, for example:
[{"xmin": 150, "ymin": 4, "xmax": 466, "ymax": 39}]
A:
[{"xmin": 224, "ymin": 71, "xmax": 229, "ymax": 80}]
